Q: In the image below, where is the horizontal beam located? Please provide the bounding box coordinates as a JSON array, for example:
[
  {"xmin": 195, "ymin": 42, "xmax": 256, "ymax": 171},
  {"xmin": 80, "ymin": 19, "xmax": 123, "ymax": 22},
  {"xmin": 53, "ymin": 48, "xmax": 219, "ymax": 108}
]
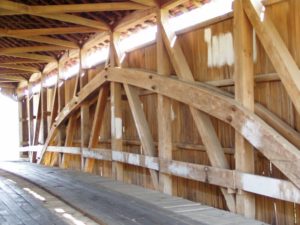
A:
[
  {"xmin": 0, "ymin": 33, "xmax": 78, "ymax": 48},
  {"xmin": 0, "ymin": 60, "xmax": 46, "ymax": 65},
  {"xmin": 0, "ymin": 1, "xmax": 109, "ymax": 30},
  {"xmin": 43, "ymin": 145, "xmax": 300, "ymax": 204},
  {"xmin": 0, "ymin": 64, "xmax": 39, "ymax": 73},
  {"xmin": 130, "ymin": 0, "xmax": 158, "ymax": 7},
  {"xmin": 114, "ymin": 8, "xmax": 156, "ymax": 32},
  {"xmin": 0, "ymin": 45, "xmax": 73, "ymax": 54},
  {"xmin": 30, "ymin": 2, "xmax": 149, "ymax": 14},
  {"xmin": 0, "ymin": 53, "xmax": 55, "ymax": 62},
  {"xmin": 0, "ymin": 75, "xmax": 26, "ymax": 81},
  {"xmin": 0, "ymin": 27, "xmax": 99, "ymax": 36}
]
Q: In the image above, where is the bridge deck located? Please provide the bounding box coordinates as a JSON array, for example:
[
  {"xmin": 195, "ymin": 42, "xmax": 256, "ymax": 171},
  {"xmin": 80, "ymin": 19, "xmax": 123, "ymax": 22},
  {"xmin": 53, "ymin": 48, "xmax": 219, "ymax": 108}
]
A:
[
  {"xmin": 0, "ymin": 173, "xmax": 69, "ymax": 225},
  {"xmin": 0, "ymin": 162, "xmax": 266, "ymax": 225}
]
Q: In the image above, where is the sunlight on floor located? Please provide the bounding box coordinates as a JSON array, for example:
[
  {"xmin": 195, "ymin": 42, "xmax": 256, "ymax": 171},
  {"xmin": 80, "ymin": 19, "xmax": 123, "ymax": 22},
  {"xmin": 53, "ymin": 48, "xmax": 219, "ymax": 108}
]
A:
[
  {"xmin": 55, "ymin": 208, "xmax": 87, "ymax": 225},
  {"xmin": 23, "ymin": 187, "xmax": 46, "ymax": 201},
  {"xmin": 0, "ymin": 93, "xmax": 20, "ymax": 161}
]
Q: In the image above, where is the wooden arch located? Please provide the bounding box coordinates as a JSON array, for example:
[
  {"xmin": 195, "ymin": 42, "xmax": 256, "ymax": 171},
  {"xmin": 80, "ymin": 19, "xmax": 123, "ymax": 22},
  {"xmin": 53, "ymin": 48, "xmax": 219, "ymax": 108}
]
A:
[{"xmin": 40, "ymin": 67, "xmax": 300, "ymax": 190}]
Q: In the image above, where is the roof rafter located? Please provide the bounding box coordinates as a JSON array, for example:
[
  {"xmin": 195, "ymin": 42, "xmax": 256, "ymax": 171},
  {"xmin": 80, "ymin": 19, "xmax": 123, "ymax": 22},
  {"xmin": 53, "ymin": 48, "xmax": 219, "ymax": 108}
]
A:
[
  {"xmin": 0, "ymin": 64, "xmax": 40, "ymax": 73},
  {"xmin": 0, "ymin": 45, "xmax": 72, "ymax": 54},
  {"xmin": 0, "ymin": 60, "xmax": 46, "ymax": 65},
  {"xmin": 0, "ymin": 53, "xmax": 55, "ymax": 62},
  {"xmin": 0, "ymin": 75, "xmax": 27, "ymax": 81},
  {"xmin": 130, "ymin": 0, "xmax": 158, "ymax": 7},
  {"xmin": 28, "ymin": 2, "xmax": 149, "ymax": 14},
  {"xmin": 0, "ymin": 27, "xmax": 99, "ymax": 36},
  {"xmin": 0, "ymin": 1, "xmax": 110, "ymax": 30},
  {"xmin": 0, "ymin": 31, "xmax": 78, "ymax": 48}
]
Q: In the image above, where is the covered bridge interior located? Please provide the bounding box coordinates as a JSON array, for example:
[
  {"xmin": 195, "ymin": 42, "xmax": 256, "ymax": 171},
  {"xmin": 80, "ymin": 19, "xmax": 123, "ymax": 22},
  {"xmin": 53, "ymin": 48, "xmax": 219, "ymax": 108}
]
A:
[{"xmin": 0, "ymin": 0, "xmax": 299, "ymax": 224}]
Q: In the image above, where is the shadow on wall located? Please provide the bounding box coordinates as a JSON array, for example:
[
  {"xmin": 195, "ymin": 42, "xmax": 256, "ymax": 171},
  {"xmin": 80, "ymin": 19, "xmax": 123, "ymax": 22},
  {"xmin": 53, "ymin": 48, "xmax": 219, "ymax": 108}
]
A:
[{"xmin": 0, "ymin": 93, "xmax": 19, "ymax": 161}]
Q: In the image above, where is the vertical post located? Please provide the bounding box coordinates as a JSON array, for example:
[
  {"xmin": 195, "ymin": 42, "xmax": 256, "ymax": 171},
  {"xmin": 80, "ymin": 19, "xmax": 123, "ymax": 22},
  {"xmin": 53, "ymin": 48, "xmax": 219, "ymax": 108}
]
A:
[
  {"xmin": 110, "ymin": 32, "xmax": 124, "ymax": 181},
  {"xmin": 27, "ymin": 84, "xmax": 34, "ymax": 146},
  {"xmin": 57, "ymin": 61, "xmax": 66, "ymax": 166},
  {"xmin": 157, "ymin": 11, "xmax": 172, "ymax": 195},
  {"xmin": 234, "ymin": 0, "xmax": 255, "ymax": 218},
  {"xmin": 18, "ymin": 96, "xmax": 29, "ymax": 158},
  {"xmin": 41, "ymin": 73, "xmax": 48, "ymax": 144},
  {"xmin": 79, "ymin": 48, "xmax": 90, "ymax": 170}
]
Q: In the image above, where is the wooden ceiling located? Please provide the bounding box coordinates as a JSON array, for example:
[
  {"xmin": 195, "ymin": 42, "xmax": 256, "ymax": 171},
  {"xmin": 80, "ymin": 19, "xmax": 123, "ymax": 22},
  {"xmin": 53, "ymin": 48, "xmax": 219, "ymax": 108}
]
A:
[{"xmin": 0, "ymin": 0, "xmax": 157, "ymax": 87}]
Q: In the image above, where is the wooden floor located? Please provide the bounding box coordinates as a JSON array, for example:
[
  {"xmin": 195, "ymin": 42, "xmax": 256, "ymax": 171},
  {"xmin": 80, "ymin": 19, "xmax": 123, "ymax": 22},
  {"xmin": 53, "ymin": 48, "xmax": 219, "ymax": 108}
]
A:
[
  {"xmin": 0, "ymin": 173, "xmax": 69, "ymax": 225},
  {"xmin": 0, "ymin": 161, "xmax": 267, "ymax": 225}
]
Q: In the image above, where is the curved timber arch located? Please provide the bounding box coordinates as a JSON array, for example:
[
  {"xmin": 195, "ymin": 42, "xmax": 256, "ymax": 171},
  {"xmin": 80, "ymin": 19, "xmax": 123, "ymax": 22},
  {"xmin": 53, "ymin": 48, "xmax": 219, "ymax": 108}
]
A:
[{"xmin": 40, "ymin": 67, "xmax": 300, "ymax": 189}]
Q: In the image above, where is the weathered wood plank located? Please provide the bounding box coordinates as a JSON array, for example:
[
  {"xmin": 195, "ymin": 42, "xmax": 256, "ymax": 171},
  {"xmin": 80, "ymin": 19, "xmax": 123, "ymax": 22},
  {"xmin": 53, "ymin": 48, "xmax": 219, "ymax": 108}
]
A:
[
  {"xmin": 124, "ymin": 84, "xmax": 159, "ymax": 190},
  {"xmin": 234, "ymin": 0, "xmax": 255, "ymax": 218}
]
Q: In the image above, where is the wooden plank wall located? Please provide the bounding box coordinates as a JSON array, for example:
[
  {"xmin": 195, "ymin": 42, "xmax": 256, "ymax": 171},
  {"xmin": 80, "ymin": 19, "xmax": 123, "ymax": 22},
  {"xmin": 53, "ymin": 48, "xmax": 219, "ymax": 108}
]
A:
[{"xmin": 30, "ymin": 1, "xmax": 300, "ymax": 224}]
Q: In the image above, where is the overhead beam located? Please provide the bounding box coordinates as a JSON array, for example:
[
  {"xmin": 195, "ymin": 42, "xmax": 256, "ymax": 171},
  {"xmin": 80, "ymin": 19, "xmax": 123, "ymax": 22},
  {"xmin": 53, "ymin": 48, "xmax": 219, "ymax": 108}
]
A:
[
  {"xmin": 30, "ymin": 2, "xmax": 149, "ymax": 14},
  {"xmin": 161, "ymin": 0, "xmax": 188, "ymax": 10},
  {"xmin": 0, "ymin": 45, "xmax": 73, "ymax": 54},
  {"xmin": 0, "ymin": 53, "xmax": 55, "ymax": 62},
  {"xmin": 0, "ymin": 75, "xmax": 26, "ymax": 81},
  {"xmin": 0, "ymin": 33, "xmax": 78, "ymax": 48},
  {"xmin": 113, "ymin": 8, "xmax": 156, "ymax": 32},
  {"xmin": 0, "ymin": 2, "xmax": 149, "ymax": 14},
  {"xmin": 243, "ymin": 0, "xmax": 300, "ymax": 114},
  {"xmin": 0, "ymin": 60, "xmax": 46, "ymax": 65},
  {"xmin": 130, "ymin": 0, "xmax": 158, "ymax": 7},
  {"xmin": 0, "ymin": 64, "xmax": 39, "ymax": 73},
  {"xmin": 39, "ymin": 14, "xmax": 109, "ymax": 31},
  {"xmin": 0, "ymin": 1, "xmax": 109, "ymax": 30},
  {"xmin": 0, "ymin": 27, "xmax": 99, "ymax": 36}
]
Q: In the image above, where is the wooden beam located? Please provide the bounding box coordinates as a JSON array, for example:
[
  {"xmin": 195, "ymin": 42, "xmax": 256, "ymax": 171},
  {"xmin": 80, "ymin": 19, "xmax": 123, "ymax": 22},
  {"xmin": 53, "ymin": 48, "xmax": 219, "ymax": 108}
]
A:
[
  {"xmin": 234, "ymin": 0, "xmax": 255, "ymax": 218},
  {"xmin": 114, "ymin": 8, "xmax": 156, "ymax": 32},
  {"xmin": 85, "ymin": 86, "xmax": 109, "ymax": 173},
  {"xmin": 33, "ymin": 144, "xmax": 300, "ymax": 205},
  {"xmin": 0, "ymin": 27, "xmax": 99, "ymax": 36},
  {"xmin": 161, "ymin": 0, "xmax": 188, "ymax": 10},
  {"xmin": 107, "ymin": 67, "xmax": 300, "ymax": 189},
  {"xmin": 130, "ymin": 0, "xmax": 158, "ymax": 7},
  {"xmin": 160, "ymin": 9, "xmax": 236, "ymax": 212},
  {"xmin": 262, "ymin": 0, "xmax": 286, "ymax": 6},
  {"xmin": 156, "ymin": 12, "xmax": 172, "ymax": 195},
  {"xmin": 0, "ymin": 2, "xmax": 149, "ymax": 15},
  {"xmin": 5, "ymin": 35, "xmax": 77, "ymax": 49},
  {"xmin": 31, "ymin": 2, "xmax": 149, "ymax": 14},
  {"xmin": 124, "ymin": 84, "xmax": 159, "ymax": 190},
  {"xmin": 61, "ymin": 116, "xmax": 77, "ymax": 168},
  {"xmin": 0, "ymin": 45, "xmax": 72, "ymax": 54},
  {"xmin": 80, "ymin": 102, "xmax": 90, "ymax": 170},
  {"xmin": 27, "ymin": 92, "xmax": 34, "ymax": 146},
  {"xmin": 0, "ymin": 53, "xmax": 55, "ymax": 63},
  {"xmin": 0, "ymin": 60, "xmax": 45, "ymax": 65},
  {"xmin": 0, "ymin": 64, "xmax": 39, "ymax": 73},
  {"xmin": 33, "ymin": 93, "xmax": 41, "ymax": 145},
  {"xmin": 243, "ymin": 0, "xmax": 300, "ymax": 115},
  {"xmin": 0, "ymin": 75, "xmax": 26, "ymax": 81},
  {"xmin": 0, "ymin": 1, "xmax": 109, "ymax": 30},
  {"xmin": 41, "ymin": 73, "xmax": 48, "ymax": 144},
  {"xmin": 39, "ymin": 14, "xmax": 109, "ymax": 31},
  {"xmin": 110, "ymin": 82, "xmax": 124, "ymax": 180},
  {"xmin": 109, "ymin": 33, "xmax": 124, "ymax": 181}
]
